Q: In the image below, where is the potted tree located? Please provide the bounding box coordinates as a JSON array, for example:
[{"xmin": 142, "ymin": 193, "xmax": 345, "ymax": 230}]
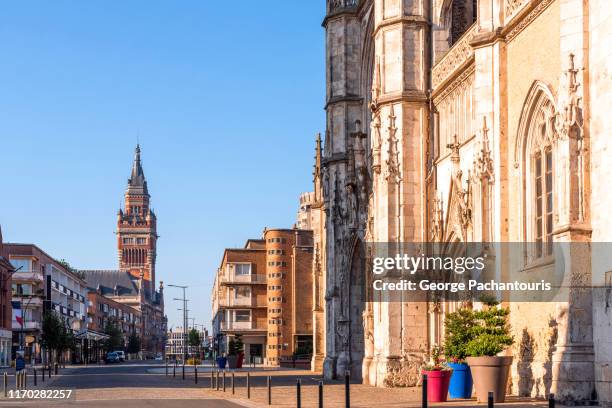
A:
[
  {"xmin": 227, "ymin": 337, "xmax": 239, "ymax": 369},
  {"xmin": 421, "ymin": 344, "xmax": 453, "ymax": 402},
  {"xmin": 444, "ymin": 308, "xmax": 475, "ymax": 399},
  {"xmin": 234, "ymin": 335, "xmax": 244, "ymax": 369},
  {"xmin": 465, "ymin": 299, "xmax": 514, "ymax": 403}
]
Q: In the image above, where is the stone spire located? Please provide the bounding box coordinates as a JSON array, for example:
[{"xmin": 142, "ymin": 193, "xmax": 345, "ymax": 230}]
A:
[
  {"xmin": 127, "ymin": 144, "xmax": 148, "ymax": 195},
  {"xmin": 314, "ymin": 133, "xmax": 323, "ymax": 204}
]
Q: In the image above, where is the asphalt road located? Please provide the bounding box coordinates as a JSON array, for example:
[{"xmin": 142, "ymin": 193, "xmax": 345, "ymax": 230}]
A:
[{"xmin": 0, "ymin": 361, "xmax": 243, "ymax": 407}]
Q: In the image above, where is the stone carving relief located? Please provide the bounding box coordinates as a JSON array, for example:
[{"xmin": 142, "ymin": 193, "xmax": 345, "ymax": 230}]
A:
[
  {"xmin": 445, "ymin": 135, "xmax": 472, "ymax": 240},
  {"xmin": 431, "ymin": 24, "xmax": 476, "ymax": 90},
  {"xmin": 505, "ymin": 0, "xmax": 527, "ymax": 19}
]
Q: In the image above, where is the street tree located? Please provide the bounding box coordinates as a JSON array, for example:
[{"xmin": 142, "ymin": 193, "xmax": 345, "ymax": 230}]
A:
[
  {"xmin": 188, "ymin": 328, "xmax": 201, "ymax": 360},
  {"xmin": 103, "ymin": 320, "xmax": 124, "ymax": 352},
  {"xmin": 41, "ymin": 312, "xmax": 74, "ymax": 365},
  {"xmin": 127, "ymin": 332, "xmax": 141, "ymax": 356}
]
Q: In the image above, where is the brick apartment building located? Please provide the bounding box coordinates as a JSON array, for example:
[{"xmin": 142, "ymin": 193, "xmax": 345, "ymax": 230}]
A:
[
  {"xmin": 87, "ymin": 291, "xmax": 142, "ymax": 360},
  {"xmin": 0, "ymin": 228, "xmax": 13, "ymax": 366},
  {"xmin": 212, "ymin": 228, "xmax": 313, "ymax": 366},
  {"xmin": 2, "ymin": 243, "xmax": 87, "ymax": 364}
]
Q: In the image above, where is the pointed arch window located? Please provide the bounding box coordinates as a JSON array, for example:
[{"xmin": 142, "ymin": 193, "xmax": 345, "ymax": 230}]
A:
[{"xmin": 517, "ymin": 82, "xmax": 557, "ymax": 262}]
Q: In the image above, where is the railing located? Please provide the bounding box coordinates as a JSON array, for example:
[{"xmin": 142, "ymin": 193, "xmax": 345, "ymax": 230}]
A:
[
  {"xmin": 220, "ymin": 321, "xmax": 264, "ymax": 331},
  {"xmin": 220, "ymin": 274, "xmax": 266, "ymax": 284},
  {"xmin": 431, "ymin": 23, "xmax": 477, "ymax": 90},
  {"xmin": 12, "ymin": 272, "xmax": 44, "ymax": 282},
  {"xmin": 219, "ymin": 297, "xmax": 256, "ymax": 307}
]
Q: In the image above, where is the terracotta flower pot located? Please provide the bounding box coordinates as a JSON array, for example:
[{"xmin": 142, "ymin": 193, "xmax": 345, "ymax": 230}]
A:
[
  {"xmin": 422, "ymin": 369, "xmax": 453, "ymax": 402},
  {"xmin": 466, "ymin": 356, "xmax": 513, "ymax": 403}
]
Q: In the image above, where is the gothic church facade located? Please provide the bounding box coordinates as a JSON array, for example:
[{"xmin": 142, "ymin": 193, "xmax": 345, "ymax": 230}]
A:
[{"xmin": 313, "ymin": 0, "xmax": 612, "ymax": 404}]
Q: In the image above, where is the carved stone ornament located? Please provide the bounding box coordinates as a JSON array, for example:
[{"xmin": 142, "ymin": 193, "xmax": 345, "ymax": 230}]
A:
[
  {"xmin": 431, "ymin": 193, "xmax": 445, "ymax": 242},
  {"xmin": 370, "ymin": 57, "xmax": 382, "ymax": 111},
  {"xmin": 446, "ymin": 135, "xmax": 472, "ymax": 237},
  {"xmin": 555, "ymin": 53, "xmax": 584, "ymax": 142},
  {"xmin": 472, "ymin": 117, "xmax": 495, "ymax": 183},
  {"xmin": 371, "ymin": 114, "xmax": 382, "ymax": 174},
  {"xmin": 385, "ymin": 105, "xmax": 401, "ymax": 184}
]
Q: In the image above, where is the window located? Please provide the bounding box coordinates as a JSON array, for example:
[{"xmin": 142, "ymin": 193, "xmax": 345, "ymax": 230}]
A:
[
  {"xmin": 136, "ymin": 237, "xmax": 147, "ymax": 245},
  {"xmin": 519, "ymin": 83, "xmax": 557, "ymax": 261},
  {"xmin": 123, "ymin": 237, "xmax": 134, "ymax": 245},
  {"xmin": 534, "ymin": 149, "xmax": 553, "ymax": 258},
  {"xmin": 235, "ymin": 286, "xmax": 251, "ymax": 298},
  {"xmin": 9, "ymin": 259, "xmax": 31, "ymax": 272},
  {"xmin": 235, "ymin": 310, "xmax": 250, "ymax": 322},
  {"xmin": 234, "ymin": 264, "xmax": 251, "ymax": 275}
]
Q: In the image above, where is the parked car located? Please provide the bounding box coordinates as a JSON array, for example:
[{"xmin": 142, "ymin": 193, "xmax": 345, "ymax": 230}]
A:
[
  {"xmin": 114, "ymin": 351, "xmax": 126, "ymax": 362},
  {"xmin": 154, "ymin": 353, "xmax": 163, "ymax": 361},
  {"xmin": 105, "ymin": 352, "xmax": 120, "ymax": 364}
]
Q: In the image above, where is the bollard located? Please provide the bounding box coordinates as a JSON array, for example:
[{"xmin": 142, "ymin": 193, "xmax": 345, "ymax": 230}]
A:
[
  {"xmin": 344, "ymin": 372, "xmax": 350, "ymax": 408},
  {"xmin": 247, "ymin": 372, "xmax": 250, "ymax": 399},
  {"xmin": 488, "ymin": 391, "xmax": 494, "ymax": 408},
  {"xmin": 33, "ymin": 368, "xmax": 37, "ymax": 387},
  {"xmin": 15, "ymin": 371, "xmax": 19, "ymax": 390},
  {"xmin": 182, "ymin": 364, "xmax": 185, "ymax": 380},
  {"xmin": 3, "ymin": 372, "xmax": 7, "ymax": 397},
  {"xmin": 422, "ymin": 374, "xmax": 428, "ymax": 408},
  {"xmin": 267, "ymin": 375, "xmax": 272, "ymax": 406},
  {"xmin": 41, "ymin": 366, "xmax": 45, "ymax": 382},
  {"xmin": 296, "ymin": 379, "xmax": 301, "ymax": 408},
  {"xmin": 173, "ymin": 363, "xmax": 176, "ymax": 378},
  {"xmin": 48, "ymin": 365, "xmax": 51, "ymax": 378},
  {"xmin": 223, "ymin": 370, "xmax": 226, "ymax": 392},
  {"xmin": 165, "ymin": 361, "xmax": 168, "ymax": 376},
  {"xmin": 216, "ymin": 370, "xmax": 220, "ymax": 391},
  {"xmin": 231, "ymin": 372, "xmax": 235, "ymax": 394},
  {"xmin": 318, "ymin": 380, "xmax": 323, "ymax": 408},
  {"xmin": 549, "ymin": 393, "xmax": 555, "ymax": 408},
  {"xmin": 210, "ymin": 369, "xmax": 214, "ymax": 389},
  {"xmin": 54, "ymin": 363, "xmax": 58, "ymax": 375},
  {"xmin": 194, "ymin": 365, "xmax": 198, "ymax": 384}
]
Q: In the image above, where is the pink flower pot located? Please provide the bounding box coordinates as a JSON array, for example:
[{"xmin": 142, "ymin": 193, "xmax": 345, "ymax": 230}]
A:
[{"xmin": 422, "ymin": 369, "xmax": 453, "ymax": 402}]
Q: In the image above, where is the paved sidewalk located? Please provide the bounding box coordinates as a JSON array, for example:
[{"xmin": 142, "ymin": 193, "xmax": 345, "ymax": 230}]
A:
[{"xmin": 152, "ymin": 367, "xmax": 550, "ymax": 408}]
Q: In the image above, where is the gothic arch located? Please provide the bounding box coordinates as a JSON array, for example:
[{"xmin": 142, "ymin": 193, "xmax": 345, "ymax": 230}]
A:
[
  {"xmin": 514, "ymin": 81, "xmax": 558, "ymax": 249},
  {"xmin": 436, "ymin": 0, "xmax": 477, "ymax": 46},
  {"xmin": 347, "ymin": 235, "xmax": 366, "ymax": 380}
]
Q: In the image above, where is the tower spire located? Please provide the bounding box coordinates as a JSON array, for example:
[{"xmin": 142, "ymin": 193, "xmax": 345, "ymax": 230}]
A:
[{"xmin": 127, "ymin": 144, "xmax": 148, "ymax": 195}]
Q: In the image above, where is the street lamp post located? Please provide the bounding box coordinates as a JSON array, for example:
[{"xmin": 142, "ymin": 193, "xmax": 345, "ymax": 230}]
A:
[{"xmin": 168, "ymin": 284, "xmax": 189, "ymax": 364}]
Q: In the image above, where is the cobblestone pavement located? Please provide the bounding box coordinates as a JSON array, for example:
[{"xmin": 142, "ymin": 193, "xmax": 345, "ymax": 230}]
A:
[{"xmin": 0, "ymin": 361, "xmax": 552, "ymax": 407}]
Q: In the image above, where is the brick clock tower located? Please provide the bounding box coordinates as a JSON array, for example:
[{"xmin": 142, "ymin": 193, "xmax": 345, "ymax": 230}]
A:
[{"xmin": 117, "ymin": 144, "xmax": 158, "ymax": 298}]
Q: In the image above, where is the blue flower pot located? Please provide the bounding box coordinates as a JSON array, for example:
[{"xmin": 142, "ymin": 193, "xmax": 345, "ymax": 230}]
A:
[
  {"xmin": 216, "ymin": 357, "xmax": 227, "ymax": 369},
  {"xmin": 448, "ymin": 362, "xmax": 473, "ymax": 398}
]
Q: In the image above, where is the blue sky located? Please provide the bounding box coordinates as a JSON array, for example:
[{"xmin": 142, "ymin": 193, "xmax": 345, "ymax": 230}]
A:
[{"xmin": 0, "ymin": 1, "xmax": 326, "ymax": 332}]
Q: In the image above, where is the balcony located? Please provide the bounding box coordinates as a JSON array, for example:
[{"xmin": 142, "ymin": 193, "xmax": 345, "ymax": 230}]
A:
[
  {"xmin": 220, "ymin": 274, "xmax": 266, "ymax": 285},
  {"xmin": 219, "ymin": 296, "xmax": 256, "ymax": 308},
  {"xmin": 12, "ymin": 296, "xmax": 44, "ymax": 307},
  {"xmin": 12, "ymin": 321, "xmax": 42, "ymax": 331},
  {"xmin": 220, "ymin": 321, "xmax": 264, "ymax": 332},
  {"xmin": 13, "ymin": 272, "xmax": 44, "ymax": 282}
]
